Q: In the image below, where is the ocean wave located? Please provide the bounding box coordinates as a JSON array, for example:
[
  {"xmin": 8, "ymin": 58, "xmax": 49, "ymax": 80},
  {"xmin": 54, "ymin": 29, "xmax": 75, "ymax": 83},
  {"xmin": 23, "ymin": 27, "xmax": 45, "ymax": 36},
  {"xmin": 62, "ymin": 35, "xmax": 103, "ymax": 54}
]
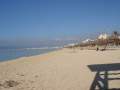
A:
[{"xmin": 24, "ymin": 47, "xmax": 62, "ymax": 50}]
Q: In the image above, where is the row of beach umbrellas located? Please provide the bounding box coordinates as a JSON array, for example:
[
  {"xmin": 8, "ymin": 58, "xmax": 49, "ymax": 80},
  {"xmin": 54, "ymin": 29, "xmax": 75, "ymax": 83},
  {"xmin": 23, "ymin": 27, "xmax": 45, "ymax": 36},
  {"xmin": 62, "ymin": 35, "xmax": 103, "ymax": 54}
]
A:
[{"xmin": 80, "ymin": 31, "xmax": 120, "ymax": 47}]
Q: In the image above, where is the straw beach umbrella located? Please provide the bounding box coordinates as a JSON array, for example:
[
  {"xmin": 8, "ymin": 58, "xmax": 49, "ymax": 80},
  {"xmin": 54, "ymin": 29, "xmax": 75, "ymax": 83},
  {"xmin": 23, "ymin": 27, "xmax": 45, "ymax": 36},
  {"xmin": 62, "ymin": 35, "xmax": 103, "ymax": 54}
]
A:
[
  {"xmin": 109, "ymin": 31, "xmax": 120, "ymax": 46},
  {"xmin": 95, "ymin": 33, "xmax": 109, "ymax": 50},
  {"xmin": 97, "ymin": 34, "xmax": 109, "ymax": 45}
]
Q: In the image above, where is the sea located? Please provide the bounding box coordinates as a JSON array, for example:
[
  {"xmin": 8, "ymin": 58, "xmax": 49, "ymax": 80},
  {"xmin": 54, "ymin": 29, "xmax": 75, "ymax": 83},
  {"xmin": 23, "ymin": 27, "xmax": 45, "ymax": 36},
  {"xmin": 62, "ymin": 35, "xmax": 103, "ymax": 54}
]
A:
[{"xmin": 0, "ymin": 46, "xmax": 62, "ymax": 62}]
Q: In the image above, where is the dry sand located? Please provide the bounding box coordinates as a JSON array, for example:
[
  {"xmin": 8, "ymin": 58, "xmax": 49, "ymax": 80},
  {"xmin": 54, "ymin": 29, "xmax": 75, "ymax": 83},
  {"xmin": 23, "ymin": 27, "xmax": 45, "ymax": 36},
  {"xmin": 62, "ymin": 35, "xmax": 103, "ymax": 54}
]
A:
[{"xmin": 0, "ymin": 48, "xmax": 120, "ymax": 90}]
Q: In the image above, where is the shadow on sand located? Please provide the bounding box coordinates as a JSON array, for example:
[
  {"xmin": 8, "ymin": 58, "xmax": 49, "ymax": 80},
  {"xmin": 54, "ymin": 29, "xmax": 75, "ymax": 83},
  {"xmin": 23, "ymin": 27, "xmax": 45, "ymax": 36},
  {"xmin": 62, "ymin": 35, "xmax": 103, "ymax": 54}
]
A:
[{"xmin": 88, "ymin": 63, "xmax": 120, "ymax": 90}]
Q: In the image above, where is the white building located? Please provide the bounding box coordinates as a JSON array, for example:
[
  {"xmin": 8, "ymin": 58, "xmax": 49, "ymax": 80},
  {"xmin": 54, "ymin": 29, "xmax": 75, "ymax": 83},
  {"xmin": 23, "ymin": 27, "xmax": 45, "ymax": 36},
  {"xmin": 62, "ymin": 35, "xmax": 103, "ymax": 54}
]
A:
[{"xmin": 82, "ymin": 39, "xmax": 94, "ymax": 43}]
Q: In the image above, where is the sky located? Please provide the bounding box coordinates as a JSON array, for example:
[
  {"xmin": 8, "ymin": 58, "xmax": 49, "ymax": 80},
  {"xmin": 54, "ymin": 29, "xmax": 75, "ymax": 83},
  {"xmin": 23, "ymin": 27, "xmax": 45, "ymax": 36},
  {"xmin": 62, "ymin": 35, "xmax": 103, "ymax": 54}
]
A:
[{"xmin": 0, "ymin": 0, "xmax": 120, "ymax": 47}]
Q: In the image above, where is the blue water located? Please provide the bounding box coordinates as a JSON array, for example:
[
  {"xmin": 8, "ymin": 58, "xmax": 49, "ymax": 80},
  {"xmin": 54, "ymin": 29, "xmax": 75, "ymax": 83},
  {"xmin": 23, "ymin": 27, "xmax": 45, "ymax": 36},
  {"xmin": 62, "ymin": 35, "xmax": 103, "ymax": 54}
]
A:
[{"xmin": 0, "ymin": 47, "xmax": 60, "ymax": 62}]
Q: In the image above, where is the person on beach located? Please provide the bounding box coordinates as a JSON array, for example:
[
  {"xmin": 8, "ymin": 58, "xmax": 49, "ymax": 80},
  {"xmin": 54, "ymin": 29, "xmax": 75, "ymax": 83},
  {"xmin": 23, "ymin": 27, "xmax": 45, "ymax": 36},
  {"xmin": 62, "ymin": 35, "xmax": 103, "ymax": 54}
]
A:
[{"xmin": 96, "ymin": 45, "xmax": 99, "ymax": 51}]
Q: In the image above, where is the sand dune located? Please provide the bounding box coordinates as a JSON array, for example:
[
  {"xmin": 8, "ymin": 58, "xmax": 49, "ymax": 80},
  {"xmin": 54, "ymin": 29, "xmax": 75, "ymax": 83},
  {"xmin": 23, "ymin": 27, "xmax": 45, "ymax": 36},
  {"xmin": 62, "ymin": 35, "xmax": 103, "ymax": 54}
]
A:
[{"xmin": 0, "ymin": 49, "xmax": 120, "ymax": 90}]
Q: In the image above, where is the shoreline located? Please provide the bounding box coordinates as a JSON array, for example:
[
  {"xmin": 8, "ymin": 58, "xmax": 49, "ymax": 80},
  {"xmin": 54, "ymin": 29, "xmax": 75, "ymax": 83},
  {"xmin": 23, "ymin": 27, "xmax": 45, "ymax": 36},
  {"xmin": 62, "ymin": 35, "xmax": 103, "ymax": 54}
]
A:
[{"xmin": 0, "ymin": 48, "xmax": 62, "ymax": 63}]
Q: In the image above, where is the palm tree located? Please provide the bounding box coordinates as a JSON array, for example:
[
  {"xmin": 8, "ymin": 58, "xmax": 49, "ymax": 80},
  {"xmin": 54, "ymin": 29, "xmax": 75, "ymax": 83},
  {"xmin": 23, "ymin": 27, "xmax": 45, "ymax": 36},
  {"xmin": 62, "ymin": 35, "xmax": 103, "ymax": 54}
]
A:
[{"xmin": 111, "ymin": 31, "xmax": 120, "ymax": 46}]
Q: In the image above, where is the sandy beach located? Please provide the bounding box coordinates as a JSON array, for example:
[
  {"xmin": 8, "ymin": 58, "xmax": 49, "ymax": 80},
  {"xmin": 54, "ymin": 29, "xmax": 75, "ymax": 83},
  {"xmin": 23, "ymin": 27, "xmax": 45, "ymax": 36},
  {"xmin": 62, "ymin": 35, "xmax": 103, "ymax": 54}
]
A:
[{"xmin": 0, "ymin": 48, "xmax": 120, "ymax": 90}]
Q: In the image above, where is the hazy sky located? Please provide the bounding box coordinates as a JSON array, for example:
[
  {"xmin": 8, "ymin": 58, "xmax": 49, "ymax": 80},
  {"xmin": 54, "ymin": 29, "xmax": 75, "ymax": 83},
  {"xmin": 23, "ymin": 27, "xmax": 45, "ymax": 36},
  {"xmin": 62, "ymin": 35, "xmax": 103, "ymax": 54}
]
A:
[{"xmin": 0, "ymin": 0, "xmax": 120, "ymax": 46}]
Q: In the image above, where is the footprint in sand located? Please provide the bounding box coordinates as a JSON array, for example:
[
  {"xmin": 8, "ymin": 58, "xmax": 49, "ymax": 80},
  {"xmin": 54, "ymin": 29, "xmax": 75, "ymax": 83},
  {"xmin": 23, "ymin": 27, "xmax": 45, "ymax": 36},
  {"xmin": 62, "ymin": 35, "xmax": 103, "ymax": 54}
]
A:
[
  {"xmin": 16, "ymin": 73, "xmax": 25, "ymax": 77},
  {"xmin": 0, "ymin": 80, "xmax": 20, "ymax": 88}
]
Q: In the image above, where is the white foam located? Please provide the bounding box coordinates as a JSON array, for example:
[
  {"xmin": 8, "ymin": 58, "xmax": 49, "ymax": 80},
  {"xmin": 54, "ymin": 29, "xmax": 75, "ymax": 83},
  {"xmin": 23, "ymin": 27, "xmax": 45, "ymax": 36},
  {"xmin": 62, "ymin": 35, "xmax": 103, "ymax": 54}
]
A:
[{"xmin": 24, "ymin": 46, "xmax": 62, "ymax": 50}]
